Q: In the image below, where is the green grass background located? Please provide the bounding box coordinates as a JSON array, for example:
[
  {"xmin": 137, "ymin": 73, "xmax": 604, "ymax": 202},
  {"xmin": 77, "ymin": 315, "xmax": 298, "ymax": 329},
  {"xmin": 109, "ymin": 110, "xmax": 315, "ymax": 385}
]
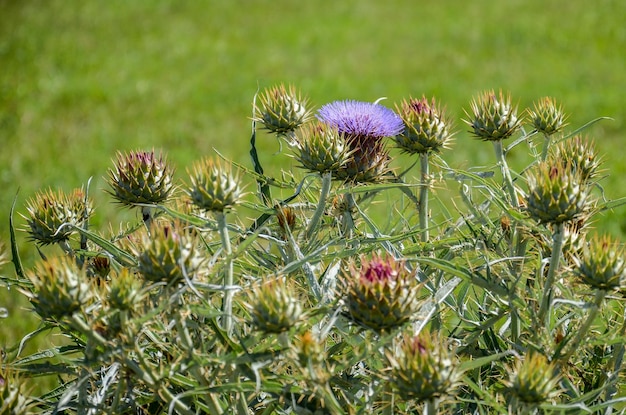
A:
[{"xmin": 1, "ymin": 0, "xmax": 625, "ymax": 369}]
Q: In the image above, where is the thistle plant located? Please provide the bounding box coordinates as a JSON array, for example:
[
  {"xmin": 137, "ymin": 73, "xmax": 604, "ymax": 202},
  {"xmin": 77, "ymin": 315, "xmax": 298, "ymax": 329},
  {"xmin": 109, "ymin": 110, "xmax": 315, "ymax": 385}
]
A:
[
  {"xmin": 503, "ymin": 352, "xmax": 561, "ymax": 411},
  {"xmin": 528, "ymin": 97, "xmax": 567, "ymax": 160}
]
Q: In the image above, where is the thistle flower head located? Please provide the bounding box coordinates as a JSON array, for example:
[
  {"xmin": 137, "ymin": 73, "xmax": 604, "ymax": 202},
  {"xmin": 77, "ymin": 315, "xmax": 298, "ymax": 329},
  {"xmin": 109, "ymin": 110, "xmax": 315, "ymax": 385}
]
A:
[
  {"xmin": 342, "ymin": 253, "xmax": 418, "ymax": 332},
  {"xmin": 317, "ymin": 100, "xmax": 404, "ymax": 141},
  {"xmin": 573, "ymin": 234, "xmax": 626, "ymax": 292},
  {"xmin": 187, "ymin": 158, "xmax": 242, "ymax": 212},
  {"xmin": 528, "ymin": 97, "xmax": 567, "ymax": 136},
  {"xmin": 525, "ymin": 161, "xmax": 589, "ymax": 225},
  {"xmin": 395, "ymin": 96, "xmax": 454, "ymax": 154},
  {"xmin": 387, "ymin": 331, "xmax": 458, "ymax": 402},
  {"xmin": 108, "ymin": 268, "xmax": 143, "ymax": 311},
  {"xmin": 292, "ymin": 121, "xmax": 352, "ymax": 175},
  {"xmin": 24, "ymin": 187, "xmax": 93, "ymax": 246},
  {"xmin": 255, "ymin": 84, "xmax": 311, "ymax": 134},
  {"xmin": 504, "ymin": 352, "xmax": 561, "ymax": 407},
  {"xmin": 107, "ymin": 149, "xmax": 174, "ymax": 207},
  {"xmin": 549, "ymin": 136, "xmax": 602, "ymax": 184},
  {"xmin": 464, "ymin": 90, "xmax": 521, "ymax": 141},
  {"xmin": 248, "ymin": 277, "xmax": 302, "ymax": 334},
  {"xmin": 28, "ymin": 256, "xmax": 90, "ymax": 320}
]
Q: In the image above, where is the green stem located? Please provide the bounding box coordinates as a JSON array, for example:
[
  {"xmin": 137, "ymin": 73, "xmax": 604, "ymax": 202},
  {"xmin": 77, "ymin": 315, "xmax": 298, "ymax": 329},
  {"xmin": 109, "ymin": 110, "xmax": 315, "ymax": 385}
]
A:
[
  {"xmin": 216, "ymin": 211, "xmax": 234, "ymax": 335},
  {"xmin": 538, "ymin": 222, "xmax": 565, "ymax": 324},
  {"xmin": 341, "ymin": 192, "xmax": 356, "ymax": 240},
  {"xmin": 306, "ymin": 171, "xmax": 332, "ymax": 240},
  {"xmin": 424, "ymin": 398, "xmax": 439, "ymax": 415},
  {"xmin": 493, "ymin": 140, "xmax": 518, "ymax": 208},
  {"xmin": 419, "ymin": 153, "xmax": 430, "ymax": 243},
  {"xmin": 560, "ymin": 290, "xmax": 606, "ymax": 363},
  {"xmin": 540, "ymin": 133, "xmax": 551, "ymax": 161}
]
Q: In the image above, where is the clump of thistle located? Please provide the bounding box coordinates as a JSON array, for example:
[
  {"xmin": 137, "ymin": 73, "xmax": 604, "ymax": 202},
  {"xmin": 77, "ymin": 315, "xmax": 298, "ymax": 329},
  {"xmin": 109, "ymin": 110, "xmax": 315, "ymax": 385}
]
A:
[
  {"xmin": 28, "ymin": 256, "xmax": 90, "ymax": 320},
  {"xmin": 133, "ymin": 220, "xmax": 204, "ymax": 283},
  {"xmin": 292, "ymin": 121, "xmax": 351, "ymax": 175},
  {"xmin": 255, "ymin": 84, "xmax": 311, "ymax": 135},
  {"xmin": 465, "ymin": 90, "xmax": 521, "ymax": 141},
  {"xmin": 107, "ymin": 149, "xmax": 174, "ymax": 207},
  {"xmin": 394, "ymin": 96, "xmax": 454, "ymax": 154},
  {"xmin": 549, "ymin": 136, "xmax": 602, "ymax": 184},
  {"xmin": 187, "ymin": 158, "xmax": 242, "ymax": 212},
  {"xmin": 342, "ymin": 252, "xmax": 419, "ymax": 332},
  {"xmin": 387, "ymin": 330, "xmax": 458, "ymax": 403},
  {"xmin": 525, "ymin": 160, "xmax": 589, "ymax": 225},
  {"xmin": 248, "ymin": 277, "xmax": 302, "ymax": 334},
  {"xmin": 503, "ymin": 352, "xmax": 561, "ymax": 408},
  {"xmin": 573, "ymin": 234, "xmax": 626, "ymax": 292},
  {"xmin": 528, "ymin": 97, "xmax": 567, "ymax": 136},
  {"xmin": 24, "ymin": 187, "xmax": 93, "ymax": 246}
]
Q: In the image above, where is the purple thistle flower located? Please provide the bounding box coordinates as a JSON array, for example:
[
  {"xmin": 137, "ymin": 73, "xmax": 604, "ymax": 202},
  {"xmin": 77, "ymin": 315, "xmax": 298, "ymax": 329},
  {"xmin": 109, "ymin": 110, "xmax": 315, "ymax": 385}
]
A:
[{"xmin": 317, "ymin": 100, "xmax": 404, "ymax": 140}]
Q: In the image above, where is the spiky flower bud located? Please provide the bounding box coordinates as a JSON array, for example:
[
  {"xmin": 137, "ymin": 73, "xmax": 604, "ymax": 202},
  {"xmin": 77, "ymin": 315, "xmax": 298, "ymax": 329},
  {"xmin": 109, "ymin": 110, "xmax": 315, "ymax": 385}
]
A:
[
  {"xmin": 255, "ymin": 84, "xmax": 311, "ymax": 134},
  {"xmin": 549, "ymin": 136, "xmax": 602, "ymax": 184},
  {"xmin": 503, "ymin": 353, "xmax": 560, "ymax": 407},
  {"xmin": 276, "ymin": 206, "xmax": 298, "ymax": 238},
  {"xmin": 292, "ymin": 121, "xmax": 351, "ymax": 175},
  {"xmin": 525, "ymin": 161, "xmax": 588, "ymax": 225},
  {"xmin": 573, "ymin": 234, "xmax": 626, "ymax": 292},
  {"xmin": 338, "ymin": 140, "xmax": 391, "ymax": 183},
  {"xmin": 249, "ymin": 278, "xmax": 302, "ymax": 334},
  {"xmin": 465, "ymin": 90, "xmax": 521, "ymax": 141},
  {"xmin": 28, "ymin": 256, "xmax": 90, "ymax": 320},
  {"xmin": 89, "ymin": 255, "xmax": 111, "ymax": 280},
  {"xmin": 108, "ymin": 269, "xmax": 142, "ymax": 311},
  {"xmin": 395, "ymin": 96, "xmax": 454, "ymax": 154},
  {"xmin": 528, "ymin": 97, "xmax": 567, "ymax": 136},
  {"xmin": 134, "ymin": 221, "xmax": 204, "ymax": 283},
  {"xmin": 107, "ymin": 150, "xmax": 174, "ymax": 207},
  {"xmin": 187, "ymin": 158, "xmax": 242, "ymax": 212},
  {"xmin": 342, "ymin": 253, "xmax": 418, "ymax": 332},
  {"xmin": 387, "ymin": 331, "xmax": 457, "ymax": 402},
  {"xmin": 24, "ymin": 187, "xmax": 93, "ymax": 246}
]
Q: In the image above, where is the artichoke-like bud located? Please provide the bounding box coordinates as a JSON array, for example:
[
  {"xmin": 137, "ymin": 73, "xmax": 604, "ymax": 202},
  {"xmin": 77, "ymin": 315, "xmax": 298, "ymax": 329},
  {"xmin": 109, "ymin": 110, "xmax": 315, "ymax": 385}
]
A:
[
  {"xmin": 337, "ymin": 139, "xmax": 391, "ymax": 183},
  {"xmin": 503, "ymin": 353, "xmax": 560, "ymax": 407},
  {"xmin": 342, "ymin": 253, "xmax": 419, "ymax": 332},
  {"xmin": 394, "ymin": 96, "xmax": 454, "ymax": 154},
  {"xmin": 107, "ymin": 150, "xmax": 174, "ymax": 207},
  {"xmin": 255, "ymin": 84, "xmax": 311, "ymax": 134},
  {"xmin": 292, "ymin": 121, "xmax": 351, "ymax": 175},
  {"xmin": 108, "ymin": 268, "xmax": 143, "ymax": 311},
  {"xmin": 28, "ymin": 256, "xmax": 90, "ymax": 320},
  {"xmin": 24, "ymin": 187, "xmax": 93, "ymax": 246},
  {"xmin": 525, "ymin": 161, "xmax": 588, "ymax": 225},
  {"xmin": 187, "ymin": 158, "xmax": 242, "ymax": 212},
  {"xmin": 528, "ymin": 97, "xmax": 567, "ymax": 136},
  {"xmin": 549, "ymin": 136, "xmax": 602, "ymax": 184},
  {"xmin": 133, "ymin": 221, "xmax": 204, "ymax": 283},
  {"xmin": 573, "ymin": 234, "xmax": 626, "ymax": 292},
  {"xmin": 464, "ymin": 90, "xmax": 521, "ymax": 141},
  {"xmin": 387, "ymin": 331, "xmax": 458, "ymax": 403},
  {"xmin": 0, "ymin": 363, "xmax": 38, "ymax": 415},
  {"xmin": 248, "ymin": 278, "xmax": 302, "ymax": 334}
]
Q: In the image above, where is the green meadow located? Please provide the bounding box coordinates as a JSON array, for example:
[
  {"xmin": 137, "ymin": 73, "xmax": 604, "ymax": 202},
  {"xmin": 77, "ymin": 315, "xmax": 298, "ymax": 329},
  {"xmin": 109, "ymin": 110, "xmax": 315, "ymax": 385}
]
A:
[{"xmin": 1, "ymin": 0, "xmax": 625, "ymax": 378}]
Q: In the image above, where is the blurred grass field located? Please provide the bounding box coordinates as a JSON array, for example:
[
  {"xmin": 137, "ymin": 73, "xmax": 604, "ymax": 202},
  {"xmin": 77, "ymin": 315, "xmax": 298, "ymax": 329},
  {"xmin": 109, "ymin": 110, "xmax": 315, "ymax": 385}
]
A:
[{"xmin": 1, "ymin": 0, "xmax": 625, "ymax": 365}]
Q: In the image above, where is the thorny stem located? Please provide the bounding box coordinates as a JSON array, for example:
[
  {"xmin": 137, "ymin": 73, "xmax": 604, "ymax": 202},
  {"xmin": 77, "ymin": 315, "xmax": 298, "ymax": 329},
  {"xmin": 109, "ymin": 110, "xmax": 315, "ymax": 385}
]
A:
[
  {"xmin": 216, "ymin": 211, "xmax": 234, "ymax": 336},
  {"xmin": 306, "ymin": 171, "xmax": 332, "ymax": 240},
  {"xmin": 419, "ymin": 153, "xmax": 430, "ymax": 243},
  {"xmin": 493, "ymin": 140, "xmax": 518, "ymax": 209},
  {"xmin": 560, "ymin": 289, "xmax": 606, "ymax": 363},
  {"xmin": 540, "ymin": 133, "xmax": 551, "ymax": 161},
  {"xmin": 538, "ymin": 222, "xmax": 565, "ymax": 324}
]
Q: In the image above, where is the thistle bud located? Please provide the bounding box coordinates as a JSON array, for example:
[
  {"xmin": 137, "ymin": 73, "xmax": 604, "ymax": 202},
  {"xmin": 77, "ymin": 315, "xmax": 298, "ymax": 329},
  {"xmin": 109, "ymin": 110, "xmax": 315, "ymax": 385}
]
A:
[
  {"xmin": 465, "ymin": 90, "xmax": 521, "ymax": 141},
  {"xmin": 504, "ymin": 352, "xmax": 560, "ymax": 407},
  {"xmin": 525, "ymin": 161, "xmax": 588, "ymax": 225},
  {"xmin": 107, "ymin": 150, "xmax": 174, "ymax": 207},
  {"xmin": 292, "ymin": 121, "xmax": 351, "ymax": 175},
  {"xmin": 549, "ymin": 136, "xmax": 602, "ymax": 184},
  {"xmin": 338, "ymin": 140, "xmax": 391, "ymax": 183},
  {"xmin": 387, "ymin": 331, "xmax": 457, "ymax": 402},
  {"xmin": 187, "ymin": 158, "xmax": 242, "ymax": 212},
  {"xmin": 573, "ymin": 234, "xmax": 626, "ymax": 292},
  {"xmin": 342, "ymin": 253, "xmax": 418, "ymax": 332},
  {"xmin": 528, "ymin": 97, "xmax": 567, "ymax": 136},
  {"xmin": 24, "ymin": 187, "xmax": 93, "ymax": 246},
  {"xmin": 394, "ymin": 96, "xmax": 454, "ymax": 154},
  {"xmin": 255, "ymin": 84, "xmax": 311, "ymax": 134},
  {"xmin": 29, "ymin": 256, "xmax": 90, "ymax": 320},
  {"xmin": 108, "ymin": 268, "xmax": 142, "ymax": 311},
  {"xmin": 248, "ymin": 278, "xmax": 302, "ymax": 334}
]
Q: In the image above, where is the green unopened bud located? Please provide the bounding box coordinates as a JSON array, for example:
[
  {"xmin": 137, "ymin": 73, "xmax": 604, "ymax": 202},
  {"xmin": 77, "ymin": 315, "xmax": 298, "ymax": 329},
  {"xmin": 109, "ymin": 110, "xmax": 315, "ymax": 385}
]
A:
[
  {"xmin": 573, "ymin": 234, "xmax": 626, "ymax": 292},
  {"xmin": 387, "ymin": 331, "xmax": 458, "ymax": 403},
  {"xmin": 465, "ymin": 90, "xmax": 521, "ymax": 141},
  {"xmin": 29, "ymin": 256, "xmax": 90, "ymax": 320},
  {"xmin": 342, "ymin": 253, "xmax": 418, "ymax": 332},
  {"xmin": 255, "ymin": 84, "xmax": 311, "ymax": 134},
  {"xmin": 395, "ymin": 96, "xmax": 454, "ymax": 154},
  {"xmin": 292, "ymin": 121, "xmax": 351, "ymax": 175},
  {"xmin": 187, "ymin": 158, "xmax": 242, "ymax": 212},
  {"xmin": 504, "ymin": 352, "xmax": 560, "ymax": 407},
  {"xmin": 24, "ymin": 187, "xmax": 93, "ymax": 246},
  {"xmin": 248, "ymin": 278, "xmax": 302, "ymax": 334},
  {"xmin": 528, "ymin": 97, "xmax": 567, "ymax": 136},
  {"xmin": 525, "ymin": 161, "xmax": 588, "ymax": 225},
  {"xmin": 549, "ymin": 136, "xmax": 602, "ymax": 184},
  {"xmin": 108, "ymin": 269, "xmax": 142, "ymax": 311}
]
